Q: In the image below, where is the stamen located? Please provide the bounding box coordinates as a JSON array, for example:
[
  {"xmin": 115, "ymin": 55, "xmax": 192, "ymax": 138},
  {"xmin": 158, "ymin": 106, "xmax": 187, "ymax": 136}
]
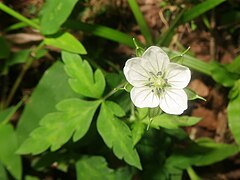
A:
[
  {"xmin": 157, "ymin": 71, "xmax": 162, "ymax": 76},
  {"xmin": 146, "ymin": 82, "xmax": 153, "ymax": 87}
]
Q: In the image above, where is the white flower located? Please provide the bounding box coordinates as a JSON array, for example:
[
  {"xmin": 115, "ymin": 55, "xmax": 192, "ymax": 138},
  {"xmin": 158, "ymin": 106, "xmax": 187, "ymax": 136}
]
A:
[{"xmin": 123, "ymin": 46, "xmax": 191, "ymax": 115}]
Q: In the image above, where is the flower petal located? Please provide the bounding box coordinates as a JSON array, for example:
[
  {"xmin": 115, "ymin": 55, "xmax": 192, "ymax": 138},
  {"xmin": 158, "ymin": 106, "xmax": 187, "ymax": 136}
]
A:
[
  {"xmin": 165, "ymin": 63, "xmax": 191, "ymax": 88},
  {"xmin": 159, "ymin": 88, "xmax": 188, "ymax": 115},
  {"xmin": 130, "ymin": 87, "xmax": 159, "ymax": 108},
  {"xmin": 142, "ymin": 46, "xmax": 170, "ymax": 74},
  {"xmin": 123, "ymin": 57, "xmax": 149, "ymax": 87}
]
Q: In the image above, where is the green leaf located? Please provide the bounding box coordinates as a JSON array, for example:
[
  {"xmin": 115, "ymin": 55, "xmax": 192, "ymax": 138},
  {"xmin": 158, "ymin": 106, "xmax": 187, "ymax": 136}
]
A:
[
  {"xmin": 0, "ymin": 98, "xmax": 24, "ymax": 125},
  {"xmin": 97, "ymin": 101, "xmax": 142, "ymax": 169},
  {"xmin": 0, "ymin": 107, "xmax": 15, "ymax": 124},
  {"xmin": 25, "ymin": 175, "xmax": 40, "ymax": 180},
  {"xmin": 76, "ymin": 156, "xmax": 115, "ymax": 180},
  {"xmin": 143, "ymin": 114, "xmax": 202, "ymax": 129},
  {"xmin": 64, "ymin": 21, "xmax": 136, "ymax": 48},
  {"xmin": 44, "ymin": 32, "xmax": 86, "ymax": 54},
  {"xmin": 165, "ymin": 138, "xmax": 238, "ymax": 169},
  {"xmin": 105, "ymin": 101, "xmax": 126, "ymax": 117},
  {"xmin": 76, "ymin": 156, "xmax": 133, "ymax": 180},
  {"xmin": 184, "ymin": 88, "xmax": 206, "ymax": 101},
  {"xmin": 226, "ymin": 55, "xmax": 240, "ymax": 75},
  {"xmin": 131, "ymin": 122, "xmax": 146, "ymax": 146},
  {"xmin": 17, "ymin": 98, "xmax": 100, "ymax": 154},
  {"xmin": 0, "ymin": 36, "xmax": 10, "ymax": 59},
  {"xmin": 181, "ymin": 0, "xmax": 226, "ymax": 23},
  {"xmin": 127, "ymin": 0, "xmax": 152, "ymax": 45},
  {"xmin": 16, "ymin": 62, "xmax": 78, "ymax": 144},
  {"xmin": 228, "ymin": 80, "xmax": 240, "ymax": 144},
  {"xmin": 39, "ymin": 0, "xmax": 78, "ymax": 35},
  {"xmin": 62, "ymin": 51, "xmax": 105, "ymax": 98},
  {"xmin": 7, "ymin": 49, "xmax": 30, "ymax": 66},
  {"xmin": 0, "ymin": 162, "xmax": 7, "ymax": 180},
  {"xmin": 210, "ymin": 61, "xmax": 237, "ymax": 87},
  {"xmin": 194, "ymin": 138, "xmax": 239, "ymax": 166},
  {"xmin": 0, "ymin": 124, "xmax": 22, "ymax": 179}
]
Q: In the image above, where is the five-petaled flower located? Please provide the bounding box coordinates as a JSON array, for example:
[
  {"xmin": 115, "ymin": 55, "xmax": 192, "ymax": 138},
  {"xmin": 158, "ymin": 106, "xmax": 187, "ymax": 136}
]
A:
[{"xmin": 123, "ymin": 46, "xmax": 191, "ymax": 115}]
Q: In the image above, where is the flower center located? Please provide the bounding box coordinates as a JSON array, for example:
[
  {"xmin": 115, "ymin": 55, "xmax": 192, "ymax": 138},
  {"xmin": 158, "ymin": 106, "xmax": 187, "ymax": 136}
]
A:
[{"xmin": 147, "ymin": 71, "xmax": 169, "ymax": 96}]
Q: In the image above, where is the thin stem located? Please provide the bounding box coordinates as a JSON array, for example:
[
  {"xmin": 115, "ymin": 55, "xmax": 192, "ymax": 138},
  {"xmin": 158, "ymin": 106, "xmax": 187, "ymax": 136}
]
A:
[
  {"xmin": 170, "ymin": 46, "xmax": 191, "ymax": 61},
  {"xmin": 1, "ymin": 96, "xmax": 27, "ymax": 125},
  {"xmin": 187, "ymin": 166, "xmax": 201, "ymax": 180},
  {"xmin": 5, "ymin": 42, "xmax": 44, "ymax": 107},
  {"xmin": 0, "ymin": 3, "xmax": 39, "ymax": 29},
  {"xmin": 102, "ymin": 82, "xmax": 126, "ymax": 101}
]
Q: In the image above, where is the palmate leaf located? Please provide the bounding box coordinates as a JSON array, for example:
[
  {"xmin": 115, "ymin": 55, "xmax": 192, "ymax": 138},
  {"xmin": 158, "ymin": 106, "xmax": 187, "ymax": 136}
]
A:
[
  {"xmin": 62, "ymin": 51, "xmax": 105, "ymax": 98},
  {"xmin": 97, "ymin": 101, "xmax": 142, "ymax": 169},
  {"xmin": 76, "ymin": 156, "xmax": 115, "ymax": 180},
  {"xmin": 17, "ymin": 98, "xmax": 100, "ymax": 154},
  {"xmin": 16, "ymin": 62, "xmax": 78, "ymax": 144},
  {"xmin": 76, "ymin": 156, "xmax": 133, "ymax": 180},
  {"xmin": 131, "ymin": 122, "xmax": 146, "ymax": 146}
]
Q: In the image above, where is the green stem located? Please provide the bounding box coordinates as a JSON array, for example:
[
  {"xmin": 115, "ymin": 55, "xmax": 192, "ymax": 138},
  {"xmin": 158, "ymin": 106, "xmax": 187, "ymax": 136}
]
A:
[
  {"xmin": 5, "ymin": 42, "xmax": 44, "ymax": 107},
  {"xmin": 187, "ymin": 166, "xmax": 201, "ymax": 180},
  {"xmin": 0, "ymin": 3, "xmax": 39, "ymax": 29},
  {"xmin": 102, "ymin": 82, "xmax": 126, "ymax": 101},
  {"xmin": 1, "ymin": 96, "xmax": 27, "ymax": 125}
]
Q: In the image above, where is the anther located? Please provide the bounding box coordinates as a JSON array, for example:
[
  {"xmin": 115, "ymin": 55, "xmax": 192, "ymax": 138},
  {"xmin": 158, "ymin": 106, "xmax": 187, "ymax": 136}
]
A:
[
  {"xmin": 157, "ymin": 71, "xmax": 162, "ymax": 76},
  {"xmin": 157, "ymin": 88, "xmax": 161, "ymax": 95}
]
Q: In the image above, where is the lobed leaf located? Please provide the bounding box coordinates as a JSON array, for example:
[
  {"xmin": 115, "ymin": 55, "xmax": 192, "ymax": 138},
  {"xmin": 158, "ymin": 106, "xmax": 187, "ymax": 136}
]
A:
[
  {"xmin": 76, "ymin": 156, "xmax": 133, "ymax": 180},
  {"xmin": 44, "ymin": 32, "xmax": 86, "ymax": 54},
  {"xmin": 0, "ymin": 124, "xmax": 22, "ymax": 179},
  {"xmin": 16, "ymin": 62, "xmax": 78, "ymax": 144},
  {"xmin": 97, "ymin": 101, "xmax": 142, "ymax": 169},
  {"xmin": 62, "ymin": 51, "xmax": 105, "ymax": 98},
  {"xmin": 17, "ymin": 98, "xmax": 100, "ymax": 154},
  {"xmin": 39, "ymin": 0, "xmax": 78, "ymax": 35},
  {"xmin": 131, "ymin": 122, "xmax": 146, "ymax": 146},
  {"xmin": 76, "ymin": 156, "xmax": 115, "ymax": 180}
]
